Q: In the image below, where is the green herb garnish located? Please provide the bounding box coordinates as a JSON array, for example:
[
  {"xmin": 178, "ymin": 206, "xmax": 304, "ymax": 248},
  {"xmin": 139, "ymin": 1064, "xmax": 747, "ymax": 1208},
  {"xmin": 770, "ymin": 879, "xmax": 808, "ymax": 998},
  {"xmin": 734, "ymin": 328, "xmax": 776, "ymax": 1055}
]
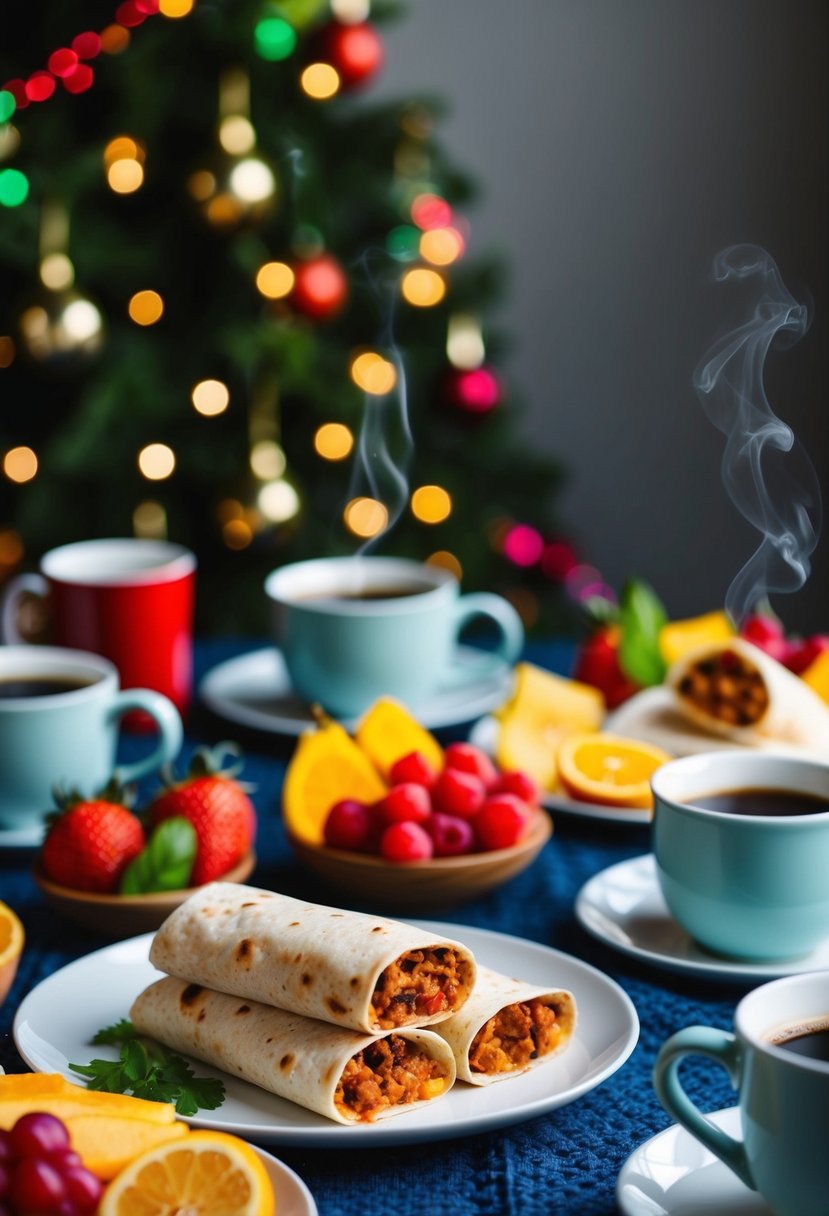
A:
[
  {"xmin": 119, "ymin": 817, "xmax": 197, "ymax": 895},
  {"xmin": 70, "ymin": 1019, "xmax": 225, "ymax": 1116},
  {"xmin": 618, "ymin": 578, "xmax": 668, "ymax": 686}
]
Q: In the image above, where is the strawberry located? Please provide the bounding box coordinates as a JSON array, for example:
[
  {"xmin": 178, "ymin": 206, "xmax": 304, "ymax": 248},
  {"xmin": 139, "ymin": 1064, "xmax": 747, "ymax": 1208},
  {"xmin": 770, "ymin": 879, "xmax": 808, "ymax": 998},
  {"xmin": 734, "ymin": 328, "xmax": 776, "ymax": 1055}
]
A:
[
  {"xmin": 41, "ymin": 787, "xmax": 145, "ymax": 894},
  {"xmin": 146, "ymin": 744, "xmax": 256, "ymax": 886}
]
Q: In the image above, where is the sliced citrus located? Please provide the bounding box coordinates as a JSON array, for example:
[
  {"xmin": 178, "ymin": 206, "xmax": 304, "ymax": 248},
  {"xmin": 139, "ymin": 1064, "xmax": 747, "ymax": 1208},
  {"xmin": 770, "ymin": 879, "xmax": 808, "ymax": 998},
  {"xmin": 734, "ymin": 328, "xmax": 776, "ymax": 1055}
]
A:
[
  {"xmin": 0, "ymin": 900, "xmax": 24, "ymax": 1006},
  {"xmin": 556, "ymin": 732, "xmax": 671, "ymax": 809},
  {"xmin": 659, "ymin": 610, "xmax": 734, "ymax": 665},
  {"xmin": 354, "ymin": 696, "xmax": 443, "ymax": 780},
  {"xmin": 99, "ymin": 1129, "xmax": 275, "ymax": 1216}
]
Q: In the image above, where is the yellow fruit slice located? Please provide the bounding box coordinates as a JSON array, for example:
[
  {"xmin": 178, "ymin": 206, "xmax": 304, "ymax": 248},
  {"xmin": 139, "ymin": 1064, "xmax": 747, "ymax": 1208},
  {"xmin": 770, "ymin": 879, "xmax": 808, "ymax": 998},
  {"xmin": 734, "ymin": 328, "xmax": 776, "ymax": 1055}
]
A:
[
  {"xmin": 99, "ymin": 1129, "xmax": 275, "ymax": 1216},
  {"xmin": 659, "ymin": 610, "xmax": 734, "ymax": 666},
  {"xmin": 802, "ymin": 650, "xmax": 829, "ymax": 705},
  {"xmin": 283, "ymin": 711, "xmax": 388, "ymax": 846},
  {"xmin": 354, "ymin": 696, "xmax": 443, "ymax": 780},
  {"xmin": 556, "ymin": 732, "xmax": 672, "ymax": 809},
  {"xmin": 0, "ymin": 1074, "xmax": 177, "ymax": 1126},
  {"xmin": 494, "ymin": 663, "xmax": 605, "ymax": 791},
  {"xmin": 0, "ymin": 900, "xmax": 24, "ymax": 1006},
  {"xmin": 67, "ymin": 1114, "xmax": 190, "ymax": 1180}
]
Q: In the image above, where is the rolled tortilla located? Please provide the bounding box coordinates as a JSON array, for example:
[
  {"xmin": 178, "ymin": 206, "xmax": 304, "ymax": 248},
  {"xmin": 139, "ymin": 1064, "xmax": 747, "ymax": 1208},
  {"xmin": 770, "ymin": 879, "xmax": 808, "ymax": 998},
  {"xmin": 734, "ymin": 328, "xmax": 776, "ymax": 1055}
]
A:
[
  {"xmin": 666, "ymin": 637, "xmax": 829, "ymax": 755},
  {"xmin": 150, "ymin": 882, "xmax": 476, "ymax": 1034},
  {"xmin": 432, "ymin": 965, "xmax": 577, "ymax": 1085},
  {"xmin": 131, "ymin": 977, "xmax": 456, "ymax": 1125}
]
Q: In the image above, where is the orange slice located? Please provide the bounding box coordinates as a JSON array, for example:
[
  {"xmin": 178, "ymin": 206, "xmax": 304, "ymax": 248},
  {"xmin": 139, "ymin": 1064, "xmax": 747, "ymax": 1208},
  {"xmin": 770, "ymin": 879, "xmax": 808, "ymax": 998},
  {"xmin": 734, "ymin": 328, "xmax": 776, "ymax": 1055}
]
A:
[
  {"xmin": 556, "ymin": 732, "xmax": 671, "ymax": 809},
  {"xmin": 0, "ymin": 900, "xmax": 24, "ymax": 1006},
  {"xmin": 99, "ymin": 1129, "xmax": 275, "ymax": 1216},
  {"xmin": 354, "ymin": 696, "xmax": 443, "ymax": 780}
]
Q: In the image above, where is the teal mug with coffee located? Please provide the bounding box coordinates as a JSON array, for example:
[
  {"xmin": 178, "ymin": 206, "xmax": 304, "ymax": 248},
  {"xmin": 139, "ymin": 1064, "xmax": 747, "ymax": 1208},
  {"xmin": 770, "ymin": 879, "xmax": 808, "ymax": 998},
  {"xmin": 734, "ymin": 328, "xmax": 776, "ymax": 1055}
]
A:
[
  {"xmin": 654, "ymin": 970, "xmax": 829, "ymax": 1216},
  {"xmin": 265, "ymin": 556, "xmax": 524, "ymax": 717},
  {"xmin": 0, "ymin": 645, "xmax": 183, "ymax": 834}
]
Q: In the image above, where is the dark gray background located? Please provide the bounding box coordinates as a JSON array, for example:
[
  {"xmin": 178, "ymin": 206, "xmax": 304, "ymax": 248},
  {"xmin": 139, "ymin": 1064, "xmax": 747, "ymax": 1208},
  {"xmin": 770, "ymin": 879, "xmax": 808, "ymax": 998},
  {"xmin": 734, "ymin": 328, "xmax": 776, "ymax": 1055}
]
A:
[{"xmin": 376, "ymin": 0, "xmax": 828, "ymax": 633}]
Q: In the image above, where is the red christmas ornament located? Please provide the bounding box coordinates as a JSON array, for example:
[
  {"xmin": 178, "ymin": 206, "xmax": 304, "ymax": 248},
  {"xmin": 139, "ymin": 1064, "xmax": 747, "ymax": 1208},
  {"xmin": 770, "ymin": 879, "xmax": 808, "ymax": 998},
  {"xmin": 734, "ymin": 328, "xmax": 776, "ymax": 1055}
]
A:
[
  {"xmin": 321, "ymin": 21, "xmax": 383, "ymax": 89},
  {"xmin": 291, "ymin": 253, "xmax": 348, "ymax": 321},
  {"xmin": 444, "ymin": 366, "xmax": 502, "ymax": 414}
]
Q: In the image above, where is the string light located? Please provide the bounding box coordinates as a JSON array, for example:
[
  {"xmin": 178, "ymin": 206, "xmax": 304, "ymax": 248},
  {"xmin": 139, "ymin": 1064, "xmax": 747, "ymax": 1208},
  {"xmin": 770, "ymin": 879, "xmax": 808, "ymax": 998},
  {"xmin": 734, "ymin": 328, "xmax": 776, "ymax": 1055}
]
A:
[
  {"xmin": 0, "ymin": 169, "xmax": 28, "ymax": 208},
  {"xmin": 254, "ymin": 17, "xmax": 297, "ymax": 61},
  {"xmin": 314, "ymin": 422, "xmax": 353, "ymax": 461},
  {"xmin": 0, "ymin": 91, "xmax": 15, "ymax": 123},
  {"xmin": 344, "ymin": 496, "xmax": 388, "ymax": 538},
  {"xmin": 128, "ymin": 289, "xmax": 164, "ymax": 325},
  {"xmin": 138, "ymin": 443, "xmax": 175, "ymax": 480},
  {"xmin": 331, "ymin": 0, "xmax": 371, "ymax": 21},
  {"xmin": 411, "ymin": 485, "xmax": 451, "ymax": 524},
  {"xmin": 39, "ymin": 253, "xmax": 74, "ymax": 291},
  {"xmin": 0, "ymin": 529, "xmax": 24, "ymax": 569},
  {"xmin": 411, "ymin": 193, "xmax": 452, "ymax": 230},
  {"xmin": 401, "ymin": 267, "xmax": 445, "ymax": 307},
  {"xmin": 256, "ymin": 261, "xmax": 295, "ymax": 299},
  {"xmin": 258, "ymin": 479, "xmax": 300, "ymax": 522},
  {"xmin": 503, "ymin": 524, "xmax": 544, "ymax": 567},
  {"xmin": 250, "ymin": 440, "xmax": 286, "ymax": 480},
  {"xmin": 133, "ymin": 500, "xmax": 167, "ymax": 538},
  {"xmin": 100, "ymin": 25, "xmax": 130, "ymax": 53},
  {"xmin": 350, "ymin": 351, "xmax": 396, "ymax": 394},
  {"xmin": 426, "ymin": 550, "xmax": 463, "ymax": 580},
  {"xmin": 222, "ymin": 518, "xmax": 253, "ymax": 549},
  {"xmin": 447, "ymin": 314, "xmax": 485, "ymax": 370},
  {"xmin": 191, "ymin": 379, "xmax": 230, "ymax": 416},
  {"xmin": 219, "ymin": 116, "xmax": 255, "ymax": 155},
  {"xmin": 3, "ymin": 446, "xmax": 38, "ymax": 483},
  {"xmin": 107, "ymin": 158, "xmax": 144, "ymax": 194},
  {"xmin": 229, "ymin": 157, "xmax": 275, "ymax": 203},
  {"xmin": 420, "ymin": 226, "xmax": 464, "ymax": 266},
  {"xmin": 300, "ymin": 63, "xmax": 340, "ymax": 100},
  {"xmin": 386, "ymin": 225, "xmax": 420, "ymax": 262},
  {"xmin": 159, "ymin": 0, "xmax": 194, "ymax": 16}
]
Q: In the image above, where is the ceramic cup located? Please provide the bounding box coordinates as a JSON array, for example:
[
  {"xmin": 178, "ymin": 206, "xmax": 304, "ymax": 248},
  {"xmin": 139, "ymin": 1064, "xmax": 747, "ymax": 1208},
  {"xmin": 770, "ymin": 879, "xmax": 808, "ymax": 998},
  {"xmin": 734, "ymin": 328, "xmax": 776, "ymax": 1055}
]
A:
[
  {"xmin": 651, "ymin": 750, "xmax": 829, "ymax": 961},
  {"xmin": 653, "ymin": 970, "xmax": 829, "ymax": 1216},
  {"xmin": 0, "ymin": 645, "xmax": 183, "ymax": 832},
  {"xmin": 1, "ymin": 538, "xmax": 196, "ymax": 717},
  {"xmin": 264, "ymin": 555, "xmax": 524, "ymax": 717}
]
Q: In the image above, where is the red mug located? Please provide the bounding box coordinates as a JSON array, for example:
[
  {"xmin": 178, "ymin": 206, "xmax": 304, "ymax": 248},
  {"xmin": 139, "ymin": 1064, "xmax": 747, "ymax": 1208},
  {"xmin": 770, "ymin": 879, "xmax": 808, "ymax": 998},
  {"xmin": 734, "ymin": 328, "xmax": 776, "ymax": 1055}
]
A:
[{"xmin": 1, "ymin": 538, "xmax": 196, "ymax": 719}]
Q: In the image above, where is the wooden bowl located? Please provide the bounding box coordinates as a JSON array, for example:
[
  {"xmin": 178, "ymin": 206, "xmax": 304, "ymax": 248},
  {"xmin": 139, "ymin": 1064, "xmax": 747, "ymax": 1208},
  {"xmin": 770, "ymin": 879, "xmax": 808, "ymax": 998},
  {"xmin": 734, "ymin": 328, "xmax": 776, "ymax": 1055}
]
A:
[
  {"xmin": 288, "ymin": 812, "xmax": 552, "ymax": 911},
  {"xmin": 33, "ymin": 852, "xmax": 256, "ymax": 938}
]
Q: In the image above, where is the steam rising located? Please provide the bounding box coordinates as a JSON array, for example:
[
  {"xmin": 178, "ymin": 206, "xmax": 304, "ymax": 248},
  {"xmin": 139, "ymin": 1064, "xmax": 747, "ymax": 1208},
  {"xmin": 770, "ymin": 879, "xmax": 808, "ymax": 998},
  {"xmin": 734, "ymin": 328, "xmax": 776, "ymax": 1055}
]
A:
[{"xmin": 693, "ymin": 244, "xmax": 821, "ymax": 627}]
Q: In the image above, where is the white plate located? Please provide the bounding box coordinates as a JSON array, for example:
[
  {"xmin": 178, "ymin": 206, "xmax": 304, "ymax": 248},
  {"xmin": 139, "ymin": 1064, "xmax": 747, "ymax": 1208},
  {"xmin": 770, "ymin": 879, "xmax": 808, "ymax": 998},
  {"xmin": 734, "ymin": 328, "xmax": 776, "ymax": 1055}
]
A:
[
  {"xmin": 13, "ymin": 921, "xmax": 639, "ymax": 1148},
  {"xmin": 0, "ymin": 821, "xmax": 45, "ymax": 849},
  {"xmin": 617, "ymin": 1107, "xmax": 770, "ymax": 1215},
  {"xmin": 199, "ymin": 647, "xmax": 514, "ymax": 736},
  {"xmin": 468, "ymin": 717, "xmax": 653, "ymax": 825},
  {"xmin": 254, "ymin": 1147, "xmax": 318, "ymax": 1216},
  {"xmin": 575, "ymin": 854, "xmax": 829, "ymax": 981}
]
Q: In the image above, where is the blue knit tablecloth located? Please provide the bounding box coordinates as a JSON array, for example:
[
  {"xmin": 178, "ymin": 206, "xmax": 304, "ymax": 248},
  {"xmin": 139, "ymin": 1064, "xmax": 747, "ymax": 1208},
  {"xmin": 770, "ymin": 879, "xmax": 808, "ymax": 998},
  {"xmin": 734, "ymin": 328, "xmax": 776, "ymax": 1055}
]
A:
[{"xmin": 0, "ymin": 639, "xmax": 747, "ymax": 1216}]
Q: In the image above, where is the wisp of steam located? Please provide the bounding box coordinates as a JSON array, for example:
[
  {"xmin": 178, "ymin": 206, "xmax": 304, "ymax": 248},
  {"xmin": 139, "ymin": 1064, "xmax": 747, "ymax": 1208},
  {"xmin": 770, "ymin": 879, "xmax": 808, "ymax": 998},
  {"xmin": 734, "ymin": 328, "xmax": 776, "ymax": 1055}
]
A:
[{"xmin": 693, "ymin": 244, "xmax": 821, "ymax": 628}]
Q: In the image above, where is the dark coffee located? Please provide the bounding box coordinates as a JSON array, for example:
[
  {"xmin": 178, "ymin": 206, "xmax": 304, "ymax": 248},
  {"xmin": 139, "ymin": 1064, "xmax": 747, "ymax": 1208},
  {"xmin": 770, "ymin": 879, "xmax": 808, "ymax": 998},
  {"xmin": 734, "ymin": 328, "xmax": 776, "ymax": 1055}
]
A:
[
  {"xmin": 300, "ymin": 584, "xmax": 428, "ymax": 602},
  {"xmin": 0, "ymin": 675, "xmax": 97, "ymax": 699},
  {"xmin": 768, "ymin": 1017, "xmax": 829, "ymax": 1064},
  {"xmin": 686, "ymin": 788, "xmax": 829, "ymax": 817}
]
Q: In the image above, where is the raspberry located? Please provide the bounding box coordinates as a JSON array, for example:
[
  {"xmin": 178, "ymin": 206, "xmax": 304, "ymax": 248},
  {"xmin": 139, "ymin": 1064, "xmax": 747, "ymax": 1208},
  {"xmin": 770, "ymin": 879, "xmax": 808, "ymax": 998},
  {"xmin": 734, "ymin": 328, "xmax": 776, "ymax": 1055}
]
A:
[
  {"xmin": 323, "ymin": 800, "xmax": 375, "ymax": 851},
  {"xmin": 388, "ymin": 751, "xmax": 437, "ymax": 787},
  {"xmin": 432, "ymin": 767, "xmax": 486, "ymax": 818},
  {"xmin": 426, "ymin": 812, "xmax": 475, "ymax": 857},
  {"xmin": 379, "ymin": 821, "xmax": 434, "ymax": 863},
  {"xmin": 493, "ymin": 769, "xmax": 540, "ymax": 805},
  {"xmin": 442, "ymin": 741, "xmax": 498, "ymax": 788},
  {"xmin": 376, "ymin": 783, "xmax": 432, "ymax": 825},
  {"xmin": 474, "ymin": 794, "xmax": 533, "ymax": 851}
]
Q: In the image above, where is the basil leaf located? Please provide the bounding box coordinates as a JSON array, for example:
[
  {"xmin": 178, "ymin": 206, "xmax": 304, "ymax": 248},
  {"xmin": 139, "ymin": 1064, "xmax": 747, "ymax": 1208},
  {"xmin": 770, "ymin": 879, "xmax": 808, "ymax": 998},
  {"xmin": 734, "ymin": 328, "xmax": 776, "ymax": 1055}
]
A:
[
  {"xmin": 120, "ymin": 817, "xmax": 196, "ymax": 894},
  {"xmin": 618, "ymin": 579, "xmax": 668, "ymax": 686}
]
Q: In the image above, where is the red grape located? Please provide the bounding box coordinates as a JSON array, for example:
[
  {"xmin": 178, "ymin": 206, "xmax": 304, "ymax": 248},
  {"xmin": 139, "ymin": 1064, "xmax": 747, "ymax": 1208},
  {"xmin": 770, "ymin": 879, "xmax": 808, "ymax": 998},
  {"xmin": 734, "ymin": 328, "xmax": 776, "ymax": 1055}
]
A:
[
  {"xmin": 9, "ymin": 1157, "xmax": 66, "ymax": 1212},
  {"xmin": 323, "ymin": 799, "xmax": 375, "ymax": 851},
  {"xmin": 10, "ymin": 1113, "xmax": 70, "ymax": 1160}
]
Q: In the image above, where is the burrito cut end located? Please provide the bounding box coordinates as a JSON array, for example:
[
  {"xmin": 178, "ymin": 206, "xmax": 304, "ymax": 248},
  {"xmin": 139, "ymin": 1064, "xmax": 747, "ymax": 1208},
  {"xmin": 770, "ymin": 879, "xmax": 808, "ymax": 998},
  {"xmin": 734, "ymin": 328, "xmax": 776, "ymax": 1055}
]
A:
[
  {"xmin": 369, "ymin": 944, "xmax": 476, "ymax": 1030},
  {"xmin": 468, "ymin": 991, "xmax": 576, "ymax": 1079},
  {"xmin": 334, "ymin": 1033, "xmax": 454, "ymax": 1123},
  {"xmin": 671, "ymin": 641, "xmax": 769, "ymax": 731}
]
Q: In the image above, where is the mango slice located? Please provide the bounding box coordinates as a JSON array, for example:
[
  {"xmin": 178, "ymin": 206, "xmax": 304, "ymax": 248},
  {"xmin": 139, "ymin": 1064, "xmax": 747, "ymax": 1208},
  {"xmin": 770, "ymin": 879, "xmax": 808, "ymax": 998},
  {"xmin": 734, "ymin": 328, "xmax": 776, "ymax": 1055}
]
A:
[
  {"xmin": 65, "ymin": 1113, "xmax": 190, "ymax": 1180},
  {"xmin": 802, "ymin": 650, "xmax": 829, "ymax": 705},
  {"xmin": 354, "ymin": 696, "xmax": 444, "ymax": 780},
  {"xmin": 0, "ymin": 1073, "xmax": 176, "ymax": 1126},
  {"xmin": 659, "ymin": 610, "xmax": 734, "ymax": 666}
]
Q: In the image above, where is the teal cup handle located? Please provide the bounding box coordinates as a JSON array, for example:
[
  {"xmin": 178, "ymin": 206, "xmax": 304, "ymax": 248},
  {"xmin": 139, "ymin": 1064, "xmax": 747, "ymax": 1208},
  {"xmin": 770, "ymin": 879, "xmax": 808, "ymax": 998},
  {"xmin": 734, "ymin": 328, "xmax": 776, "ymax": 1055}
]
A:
[
  {"xmin": 440, "ymin": 592, "xmax": 524, "ymax": 687},
  {"xmin": 653, "ymin": 1026, "xmax": 754, "ymax": 1190},
  {"xmin": 108, "ymin": 689, "xmax": 184, "ymax": 786}
]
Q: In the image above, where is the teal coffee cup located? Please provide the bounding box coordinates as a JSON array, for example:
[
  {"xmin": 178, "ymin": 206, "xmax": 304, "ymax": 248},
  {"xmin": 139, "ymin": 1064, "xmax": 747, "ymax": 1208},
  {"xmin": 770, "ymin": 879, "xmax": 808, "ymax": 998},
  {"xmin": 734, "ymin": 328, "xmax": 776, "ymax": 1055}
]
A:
[
  {"xmin": 265, "ymin": 556, "xmax": 524, "ymax": 717},
  {"xmin": 654, "ymin": 970, "xmax": 829, "ymax": 1216},
  {"xmin": 0, "ymin": 645, "xmax": 183, "ymax": 833},
  {"xmin": 651, "ymin": 750, "xmax": 829, "ymax": 960}
]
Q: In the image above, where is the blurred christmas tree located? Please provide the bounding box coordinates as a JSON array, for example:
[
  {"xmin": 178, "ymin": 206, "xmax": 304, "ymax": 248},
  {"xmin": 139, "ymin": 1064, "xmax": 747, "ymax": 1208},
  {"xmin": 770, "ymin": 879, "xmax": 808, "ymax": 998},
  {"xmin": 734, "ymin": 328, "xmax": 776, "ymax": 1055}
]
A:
[{"xmin": 0, "ymin": 0, "xmax": 576, "ymax": 635}]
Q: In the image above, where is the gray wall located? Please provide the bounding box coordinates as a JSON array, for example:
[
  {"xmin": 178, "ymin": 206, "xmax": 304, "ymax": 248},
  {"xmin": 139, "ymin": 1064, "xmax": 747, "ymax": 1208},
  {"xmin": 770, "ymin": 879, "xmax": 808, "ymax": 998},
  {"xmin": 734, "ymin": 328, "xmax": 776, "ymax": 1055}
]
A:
[{"xmin": 376, "ymin": 0, "xmax": 828, "ymax": 633}]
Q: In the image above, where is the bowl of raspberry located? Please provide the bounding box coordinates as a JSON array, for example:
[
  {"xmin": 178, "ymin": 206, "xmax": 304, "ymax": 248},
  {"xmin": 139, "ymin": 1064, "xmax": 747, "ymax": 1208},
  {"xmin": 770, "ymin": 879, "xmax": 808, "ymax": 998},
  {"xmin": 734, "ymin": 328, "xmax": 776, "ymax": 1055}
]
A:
[{"xmin": 287, "ymin": 741, "xmax": 553, "ymax": 911}]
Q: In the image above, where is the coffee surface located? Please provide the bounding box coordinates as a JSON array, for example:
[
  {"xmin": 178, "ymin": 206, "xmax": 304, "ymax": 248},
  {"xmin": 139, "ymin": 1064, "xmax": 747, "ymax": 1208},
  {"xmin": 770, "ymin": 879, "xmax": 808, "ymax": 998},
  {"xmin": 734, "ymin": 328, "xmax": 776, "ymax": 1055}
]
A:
[
  {"xmin": 686, "ymin": 787, "xmax": 829, "ymax": 817},
  {"xmin": 298, "ymin": 584, "xmax": 428, "ymax": 602},
  {"xmin": 0, "ymin": 675, "xmax": 97, "ymax": 699},
  {"xmin": 768, "ymin": 1018, "xmax": 829, "ymax": 1064}
]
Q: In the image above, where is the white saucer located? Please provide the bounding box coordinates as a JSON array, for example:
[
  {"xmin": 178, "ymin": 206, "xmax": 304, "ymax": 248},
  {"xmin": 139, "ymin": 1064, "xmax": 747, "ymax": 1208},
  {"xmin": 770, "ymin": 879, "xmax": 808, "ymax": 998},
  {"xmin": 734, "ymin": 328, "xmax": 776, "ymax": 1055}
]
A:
[
  {"xmin": 0, "ymin": 821, "xmax": 46, "ymax": 849},
  {"xmin": 199, "ymin": 646, "xmax": 513, "ymax": 735},
  {"xmin": 575, "ymin": 854, "xmax": 829, "ymax": 981},
  {"xmin": 617, "ymin": 1107, "xmax": 770, "ymax": 1215}
]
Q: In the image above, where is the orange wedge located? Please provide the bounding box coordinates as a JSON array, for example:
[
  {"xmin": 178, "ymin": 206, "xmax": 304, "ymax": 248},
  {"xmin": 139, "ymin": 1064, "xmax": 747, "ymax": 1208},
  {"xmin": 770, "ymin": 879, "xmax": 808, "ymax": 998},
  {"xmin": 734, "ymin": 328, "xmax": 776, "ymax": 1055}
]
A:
[
  {"xmin": 99, "ymin": 1129, "xmax": 275, "ymax": 1216},
  {"xmin": 0, "ymin": 900, "xmax": 24, "ymax": 1006},
  {"xmin": 556, "ymin": 733, "xmax": 671, "ymax": 809}
]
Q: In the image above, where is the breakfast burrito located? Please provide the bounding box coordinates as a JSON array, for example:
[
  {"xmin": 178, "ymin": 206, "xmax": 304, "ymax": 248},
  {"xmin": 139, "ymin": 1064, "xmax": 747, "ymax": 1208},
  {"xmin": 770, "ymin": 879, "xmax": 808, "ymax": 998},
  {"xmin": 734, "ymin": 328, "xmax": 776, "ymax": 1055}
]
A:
[
  {"xmin": 131, "ymin": 977, "xmax": 456, "ymax": 1125},
  {"xmin": 150, "ymin": 882, "xmax": 476, "ymax": 1033},
  {"xmin": 667, "ymin": 637, "xmax": 829, "ymax": 755},
  {"xmin": 432, "ymin": 965, "xmax": 577, "ymax": 1085}
]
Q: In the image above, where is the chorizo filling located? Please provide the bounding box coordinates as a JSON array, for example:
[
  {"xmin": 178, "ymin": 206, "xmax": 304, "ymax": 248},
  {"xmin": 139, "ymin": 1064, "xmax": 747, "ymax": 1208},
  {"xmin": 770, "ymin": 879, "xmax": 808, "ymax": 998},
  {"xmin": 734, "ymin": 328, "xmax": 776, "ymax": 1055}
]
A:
[
  {"xmin": 370, "ymin": 947, "xmax": 472, "ymax": 1029},
  {"xmin": 469, "ymin": 998, "xmax": 569, "ymax": 1075},
  {"xmin": 677, "ymin": 650, "xmax": 769, "ymax": 728},
  {"xmin": 334, "ymin": 1035, "xmax": 450, "ymax": 1122}
]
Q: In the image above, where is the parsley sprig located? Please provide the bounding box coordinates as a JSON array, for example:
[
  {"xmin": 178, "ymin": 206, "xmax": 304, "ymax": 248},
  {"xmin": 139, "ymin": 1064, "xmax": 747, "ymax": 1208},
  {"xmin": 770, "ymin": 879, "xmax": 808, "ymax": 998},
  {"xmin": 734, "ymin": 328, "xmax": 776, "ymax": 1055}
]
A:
[{"xmin": 70, "ymin": 1019, "xmax": 225, "ymax": 1117}]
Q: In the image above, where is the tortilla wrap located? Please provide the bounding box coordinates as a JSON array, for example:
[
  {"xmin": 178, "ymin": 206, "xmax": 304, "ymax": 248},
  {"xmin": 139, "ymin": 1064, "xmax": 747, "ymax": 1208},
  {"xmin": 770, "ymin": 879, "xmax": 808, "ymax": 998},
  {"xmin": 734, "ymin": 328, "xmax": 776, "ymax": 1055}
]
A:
[
  {"xmin": 131, "ymin": 977, "xmax": 456, "ymax": 1124},
  {"xmin": 150, "ymin": 882, "xmax": 476, "ymax": 1033},
  {"xmin": 666, "ymin": 637, "xmax": 829, "ymax": 756},
  {"xmin": 433, "ymin": 965, "xmax": 577, "ymax": 1085}
]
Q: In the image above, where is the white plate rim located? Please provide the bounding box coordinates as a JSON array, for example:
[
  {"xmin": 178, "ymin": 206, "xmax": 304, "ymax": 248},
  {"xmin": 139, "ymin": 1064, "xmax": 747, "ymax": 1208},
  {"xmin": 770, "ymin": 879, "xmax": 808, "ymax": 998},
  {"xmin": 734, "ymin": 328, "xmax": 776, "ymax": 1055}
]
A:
[
  {"xmin": 13, "ymin": 920, "xmax": 639, "ymax": 1148},
  {"xmin": 468, "ymin": 717, "xmax": 653, "ymax": 825},
  {"xmin": 616, "ymin": 1107, "xmax": 771, "ymax": 1216},
  {"xmin": 254, "ymin": 1145, "xmax": 319, "ymax": 1216},
  {"xmin": 575, "ymin": 854, "xmax": 829, "ymax": 981},
  {"xmin": 199, "ymin": 647, "xmax": 514, "ymax": 736}
]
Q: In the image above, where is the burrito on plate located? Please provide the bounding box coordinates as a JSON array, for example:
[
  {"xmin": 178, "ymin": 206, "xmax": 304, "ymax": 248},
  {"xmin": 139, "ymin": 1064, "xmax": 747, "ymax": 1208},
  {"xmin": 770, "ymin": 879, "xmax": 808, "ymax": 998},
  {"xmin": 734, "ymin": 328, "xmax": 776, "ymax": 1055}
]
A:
[
  {"xmin": 432, "ymin": 965, "xmax": 577, "ymax": 1085},
  {"xmin": 667, "ymin": 637, "xmax": 829, "ymax": 755},
  {"xmin": 150, "ymin": 882, "xmax": 476, "ymax": 1033},
  {"xmin": 131, "ymin": 977, "xmax": 456, "ymax": 1124}
]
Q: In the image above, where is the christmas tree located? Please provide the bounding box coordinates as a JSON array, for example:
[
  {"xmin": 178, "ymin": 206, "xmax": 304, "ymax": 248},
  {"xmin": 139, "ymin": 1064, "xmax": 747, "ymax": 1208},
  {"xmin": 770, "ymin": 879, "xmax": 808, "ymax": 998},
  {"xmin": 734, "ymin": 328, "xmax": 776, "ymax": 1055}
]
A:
[{"xmin": 0, "ymin": 0, "xmax": 573, "ymax": 635}]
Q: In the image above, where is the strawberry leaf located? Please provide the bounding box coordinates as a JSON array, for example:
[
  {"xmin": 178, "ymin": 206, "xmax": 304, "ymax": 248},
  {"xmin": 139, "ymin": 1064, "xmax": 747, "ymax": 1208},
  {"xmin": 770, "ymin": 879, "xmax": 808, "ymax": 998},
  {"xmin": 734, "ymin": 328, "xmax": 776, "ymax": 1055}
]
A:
[
  {"xmin": 618, "ymin": 579, "xmax": 668, "ymax": 686},
  {"xmin": 119, "ymin": 817, "xmax": 196, "ymax": 894}
]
